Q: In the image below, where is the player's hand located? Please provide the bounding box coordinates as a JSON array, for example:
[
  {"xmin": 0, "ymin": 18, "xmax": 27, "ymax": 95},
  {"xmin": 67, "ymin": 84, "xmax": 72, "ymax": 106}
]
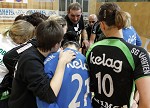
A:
[
  {"xmin": 59, "ymin": 50, "xmax": 76, "ymax": 64},
  {"xmin": 83, "ymin": 40, "xmax": 90, "ymax": 49},
  {"xmin": 131, "ymin": 100, "xmax": 138, "ymax": 108}
]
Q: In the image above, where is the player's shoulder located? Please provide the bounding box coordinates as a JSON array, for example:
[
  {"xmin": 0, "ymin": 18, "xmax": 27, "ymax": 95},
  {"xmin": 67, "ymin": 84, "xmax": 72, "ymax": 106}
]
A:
[{"xmin": 44, "ymin": 52, "xmax": 59, "ymax": 65}]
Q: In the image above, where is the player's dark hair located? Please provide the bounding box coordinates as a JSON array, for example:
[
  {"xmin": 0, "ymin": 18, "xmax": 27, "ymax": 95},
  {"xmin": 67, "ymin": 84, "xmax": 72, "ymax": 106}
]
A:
[
  {"xmin": 61, "ymin": 31, "xmax": 80, "ymax": 49},
  {"xmin": 36, "ymin": 20, "xmax": 64, "ymax": 52},
  {"xmin": 98, "ymin": 2, "xmax": 126, "ymax": 29}
]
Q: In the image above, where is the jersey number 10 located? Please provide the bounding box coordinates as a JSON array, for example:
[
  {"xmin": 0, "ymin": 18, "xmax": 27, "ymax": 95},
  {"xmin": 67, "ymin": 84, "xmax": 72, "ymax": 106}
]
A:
[{"xmin": 96, "ymin": 72, "xmax": 114, "ymax": 97}]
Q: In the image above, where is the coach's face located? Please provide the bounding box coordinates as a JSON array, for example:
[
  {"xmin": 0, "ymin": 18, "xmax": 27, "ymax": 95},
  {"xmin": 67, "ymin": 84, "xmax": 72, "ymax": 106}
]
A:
[{"xmin": 68, "ymin": 9, "xmax": 82, "ymax": 24}]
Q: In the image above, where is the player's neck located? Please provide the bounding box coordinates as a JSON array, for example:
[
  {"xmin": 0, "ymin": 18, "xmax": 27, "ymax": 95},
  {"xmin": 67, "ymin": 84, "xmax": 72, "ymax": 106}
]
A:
[
  {"xmin": 37, "ymin": 48, "xmax": 50, "ymax": 57},
  {"xmin": 105, "ymin": 29, "xmax": 123, "ymax": 38},
  {"xmin": 67, "ymin": 45, "xmax": 78, "ymax": 51}
]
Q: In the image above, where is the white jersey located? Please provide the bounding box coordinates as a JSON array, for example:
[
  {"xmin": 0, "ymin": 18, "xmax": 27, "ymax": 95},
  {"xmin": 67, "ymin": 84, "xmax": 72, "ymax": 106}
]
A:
[{"xmin": 0, "ymin": 33, "xmax": 17, "ymax": 83}]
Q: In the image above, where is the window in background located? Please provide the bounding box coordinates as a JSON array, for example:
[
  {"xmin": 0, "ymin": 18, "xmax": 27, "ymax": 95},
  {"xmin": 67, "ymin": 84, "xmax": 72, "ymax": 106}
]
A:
[
  {"xmin": 83, "ymin": 0, "xmax": 88, "ymax": 13},
  {"xmin": 59, "ymin": 0, "xmax": 65, "ymax": 11}
]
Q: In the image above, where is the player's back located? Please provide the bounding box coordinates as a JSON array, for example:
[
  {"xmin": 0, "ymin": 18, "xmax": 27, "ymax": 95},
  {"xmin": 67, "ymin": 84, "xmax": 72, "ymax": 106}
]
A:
[
  {"xmin": 57, "ymin": 49, "xmax": 92, "ymax": 108},
  {"xmin": 86, "ymin": 38, "xmax": 150, "ymax": 107},
  {"xmin": 39, "ymin": 48, "xmax": 92, "ymax": 108}
]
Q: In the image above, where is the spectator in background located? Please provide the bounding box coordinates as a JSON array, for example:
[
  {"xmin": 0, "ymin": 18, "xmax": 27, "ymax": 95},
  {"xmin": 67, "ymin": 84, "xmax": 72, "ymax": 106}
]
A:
[
  {"xmin": 0, "ymin": 20, "xmax": 35, "ymax": 108},
  {"xmin": 82, "ymin": 14, "xmax": 98, "ymax": 55},
  {"xmin": 122, "ymin": 11, "xmax": 142, "ymax": 46},
  {"xmin": 36, "ymin": 31, "xmax": 92, "ymax": 108},
  {"xmin": 86, "ymin": 14, "xmax": 98, "ymax": 41},
  {"xmin": 89, "ymin": 21, "xmax": 104, "ymax": 46},
  {"xmin": 86, "ymin": 2, "xmax": 150, "ymax": 108},
  {"xmin": 65, "ymin": 2, "xmax": 89, "ymax": 53}
]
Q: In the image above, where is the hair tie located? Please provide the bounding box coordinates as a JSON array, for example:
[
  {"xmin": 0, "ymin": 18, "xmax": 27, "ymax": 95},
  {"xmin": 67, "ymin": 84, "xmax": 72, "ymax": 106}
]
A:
[{"xmin": 104, "ymin": 10, "xmax": 106, "ymax": 19}]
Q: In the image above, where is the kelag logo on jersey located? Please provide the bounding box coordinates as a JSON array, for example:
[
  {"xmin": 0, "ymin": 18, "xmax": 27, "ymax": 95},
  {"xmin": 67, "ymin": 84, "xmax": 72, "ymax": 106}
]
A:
[
  {"xmin": 67, "ymin": 59, "xmax": 87, "ymax": 70},
  {"xmin": 90, "ymin": 52, "xmax": 123, "ymax": 73}
]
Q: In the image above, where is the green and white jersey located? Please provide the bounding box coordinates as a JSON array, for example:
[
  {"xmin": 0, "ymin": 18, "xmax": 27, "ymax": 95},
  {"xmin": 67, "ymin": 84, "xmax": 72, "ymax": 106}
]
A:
[
  {"xmin": 86, "ymin": 37, "xmax": 150, "ymax": 108},
  {"xmin": 0, "ymin": 34, "xmax": 16, "ymax": 83}
]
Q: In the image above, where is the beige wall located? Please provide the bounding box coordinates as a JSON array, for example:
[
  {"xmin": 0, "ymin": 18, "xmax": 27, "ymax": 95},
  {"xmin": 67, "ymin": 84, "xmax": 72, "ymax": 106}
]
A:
[
  {"xmin": 1, "ymin": 1, "xmax": 150, "ymax": 38},
  {"xmin": 1, "ymin": 1, "xmax": 150, "ymax": 51},
  {"xmin": 53, "ymin": 0, "xmax": 59, "ymax": 10},
  {"xmin": 95, "ymin": 2, "xmax": 150, "ymax": 38},
  {"xmin": 88, "ymin": 0, "xmax": 97, "ymax": 14},
  {"xmin": 0, "ymin": 0, "xmax": 59, "ymax": 33}
]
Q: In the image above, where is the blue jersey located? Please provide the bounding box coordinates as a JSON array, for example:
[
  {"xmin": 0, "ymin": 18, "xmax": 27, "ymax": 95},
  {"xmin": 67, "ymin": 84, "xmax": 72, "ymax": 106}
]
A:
[
  {"xmin": 122, "ymin": 26, "xmax": 142, "ymax": 46},
  {"xmin": 37, "ymin": 48, "xmax": 92, "ymax": 108}
]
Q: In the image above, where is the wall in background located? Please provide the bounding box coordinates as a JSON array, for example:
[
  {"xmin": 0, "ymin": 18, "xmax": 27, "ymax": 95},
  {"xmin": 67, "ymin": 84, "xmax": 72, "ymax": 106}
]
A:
[
  {"xmin": 0, "ymin": 1, "xmax": 150, "ymax": 51},
  {"xmin": 95, "ymin": 2, "xmax": 150, "ymax": 51}
]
